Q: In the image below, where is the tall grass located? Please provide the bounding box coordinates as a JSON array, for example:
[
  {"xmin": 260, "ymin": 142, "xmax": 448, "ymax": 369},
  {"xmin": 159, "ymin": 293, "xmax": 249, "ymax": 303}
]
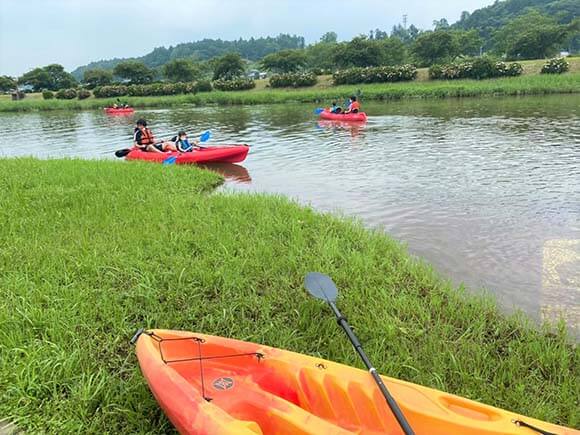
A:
[
  {"xmin": 1, "ymin": 73, "xmax": 579, "ymax": 112},
  {"xmin": 0, "ymin": 159, "xmax": 577, "ymax": 433}
]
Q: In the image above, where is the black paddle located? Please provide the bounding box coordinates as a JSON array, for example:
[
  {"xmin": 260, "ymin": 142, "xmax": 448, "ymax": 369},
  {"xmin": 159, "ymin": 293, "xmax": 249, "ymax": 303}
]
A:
[{"xmin": 304, "ymin": 272, "xmax": 415, "ymax": 435}]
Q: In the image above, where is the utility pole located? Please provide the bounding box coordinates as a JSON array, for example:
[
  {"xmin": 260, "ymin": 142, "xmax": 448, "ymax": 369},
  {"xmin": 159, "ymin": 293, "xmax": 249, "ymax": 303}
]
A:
[{"xmin": 403, "ymin": 14, "xmax": 408, "ymax": 29}]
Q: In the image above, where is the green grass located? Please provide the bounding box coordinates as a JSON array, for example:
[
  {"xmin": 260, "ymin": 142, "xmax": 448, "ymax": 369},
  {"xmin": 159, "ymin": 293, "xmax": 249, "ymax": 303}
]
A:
[
  {"xmin": 1, "ymin": 71, "xmax": 579, "ymax": 112},
  {"xmin": 0, "ymin": 159, "xmax": 578, "ymax": 433}
]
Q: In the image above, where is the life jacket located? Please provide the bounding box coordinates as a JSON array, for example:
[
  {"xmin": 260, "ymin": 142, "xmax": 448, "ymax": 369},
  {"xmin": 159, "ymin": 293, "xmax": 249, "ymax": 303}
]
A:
[
  {"xmin": 134, "ymin": 127, "xmax": 155, "ymax": 146},
  {"xmin": 171, "ymin": 136, "xmax": 193, "ymax": 152},
  {"xmin": 349, "ymin": 101, "xmax": 360, "ymax": 111}
]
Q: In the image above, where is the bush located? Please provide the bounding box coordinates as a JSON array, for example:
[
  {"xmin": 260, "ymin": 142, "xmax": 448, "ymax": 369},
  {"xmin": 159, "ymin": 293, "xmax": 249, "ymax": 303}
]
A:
[
  {"xmin": 93, "ymin": 85, "xmax": 128, "ymax": 98},
  {"xmin": 77, "ymin": 89, "xmax": 91, "ymax": 100},
  {"xmin": 55, "ymin": 88, "xmax": 77, "ymax": 99},
  {"xmin": 429, "ymin": 59, "xmax": 523, "ymax": 80},
  {"xmin": 310, "ymin": 68, "xmax": 332, "ymax": 76},
  {"xmin": 193, "ymin": 80, "xmax": 213, "ymax": 93},
  {"xmin": 541, "ymin": 58, "xmax": 569, "ymax": 74},
  {"xmin": 332, "ymin": 65, "xmax": 417, "ymax": 85},
  {"xmin": 42, "ymin": 91, "xmax": 54, "ymax": 100},
  {"xmin": 212, "ymin": 78, "xmax": 256, "ymax": 91},
  {"xmin": 269, "ymin": 72, "xmax": 317, "ymax": 88}
]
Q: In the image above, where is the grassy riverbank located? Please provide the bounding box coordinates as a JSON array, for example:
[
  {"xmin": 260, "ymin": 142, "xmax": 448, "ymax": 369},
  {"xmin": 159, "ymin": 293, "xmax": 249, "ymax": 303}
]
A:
[
  {"xmin": 0, "ymin": 159, "xmax": 577, "ymax": 433},
  {"xmin": 1, "ymin": 71, "xmax": 579, "ymax": 113}
]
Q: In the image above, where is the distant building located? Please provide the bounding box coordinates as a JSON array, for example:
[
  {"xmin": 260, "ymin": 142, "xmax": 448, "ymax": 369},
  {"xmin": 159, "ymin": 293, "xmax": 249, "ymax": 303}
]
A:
[
  {"xmin": 247, "ymin": 70, "xmax": 267, "ymax": 80},
  {"xmin": 560, "ymin": 51, "xmax": 570, "ymax": 57},
  {"xmin": 17, "ymin": 84, "xmax": 34, "ymax": 92}
]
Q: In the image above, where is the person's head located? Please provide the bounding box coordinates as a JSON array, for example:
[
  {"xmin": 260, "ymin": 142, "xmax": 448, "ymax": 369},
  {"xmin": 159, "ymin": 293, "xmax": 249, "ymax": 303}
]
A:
[
  {"xmin": 331, "ymin": 101, "xmax": 337, "ymax": 106},
  {"xmin": 136, "ymin": 119, "xmax": 147, "ymax": 130},
  {"xmin": 178, "ymin": 130, "xmax": 187, "ymax": 140},
  {"xmin": 350, "ymin": 95, "xmax": 357, "ymax": 102}
]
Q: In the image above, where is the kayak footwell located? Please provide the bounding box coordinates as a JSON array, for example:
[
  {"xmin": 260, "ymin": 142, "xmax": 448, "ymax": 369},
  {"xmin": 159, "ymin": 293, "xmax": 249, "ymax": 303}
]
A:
[{"xmin": 136, "ymin": 330, "xmax": 577, "ymax": 435}]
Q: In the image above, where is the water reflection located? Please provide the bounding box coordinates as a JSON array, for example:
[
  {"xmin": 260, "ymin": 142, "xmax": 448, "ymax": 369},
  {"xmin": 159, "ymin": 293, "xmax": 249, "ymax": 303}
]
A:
[{"xmin": 201, "ymin": 163, "xmax": 252, "ymax": 184}]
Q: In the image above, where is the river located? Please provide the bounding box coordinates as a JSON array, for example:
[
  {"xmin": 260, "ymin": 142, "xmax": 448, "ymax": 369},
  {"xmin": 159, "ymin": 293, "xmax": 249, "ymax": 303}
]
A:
[{"xmin": 0, "ymin": 95, "xmax": 578, "ymax": 329}]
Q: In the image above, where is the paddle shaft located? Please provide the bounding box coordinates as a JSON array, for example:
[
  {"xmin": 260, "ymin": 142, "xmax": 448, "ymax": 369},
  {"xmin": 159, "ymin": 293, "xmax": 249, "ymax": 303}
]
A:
[{"xmin": 327, "ymin": 301, "xmax": 415, "ymax": 435}]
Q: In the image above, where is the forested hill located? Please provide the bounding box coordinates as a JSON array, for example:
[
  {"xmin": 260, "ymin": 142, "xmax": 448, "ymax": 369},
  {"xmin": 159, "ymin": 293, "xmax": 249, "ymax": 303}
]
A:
[
  {"xmin": 454, "ymin": 0, "xmax": 579, "ymax": 39},
  {"xmin": 71, "ymin": 34, "xmax": 305, "ymax": 79}
]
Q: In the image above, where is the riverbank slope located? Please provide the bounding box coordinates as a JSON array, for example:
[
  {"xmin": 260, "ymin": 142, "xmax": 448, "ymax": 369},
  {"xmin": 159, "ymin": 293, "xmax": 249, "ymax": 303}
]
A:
[{"xmin": 0, "ymin": 159, "xmax": 577, "ymax": 433}]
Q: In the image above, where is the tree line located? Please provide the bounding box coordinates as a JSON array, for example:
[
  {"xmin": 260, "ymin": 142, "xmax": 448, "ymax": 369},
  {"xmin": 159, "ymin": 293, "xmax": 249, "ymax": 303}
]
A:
[{"xmin": 1, "ymin": 8, "xmax": 578, "ymax": 93}]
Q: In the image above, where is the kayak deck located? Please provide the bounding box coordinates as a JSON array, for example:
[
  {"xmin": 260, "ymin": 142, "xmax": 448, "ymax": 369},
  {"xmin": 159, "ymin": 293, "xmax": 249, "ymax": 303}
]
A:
[
  {"xmin": 136, "ymin": 330, "xmax": 576, "ymax": 435},
  {"xmin": 104, "ymin": 107, "xmax": 134, "ymax": 114},
  {"xmin": 125, "ymin": 145, "xmax": 249, "ymax": 164},
  {"xmin": 319, "ymin": 110, "xmax": 367, "ymax": 122}
]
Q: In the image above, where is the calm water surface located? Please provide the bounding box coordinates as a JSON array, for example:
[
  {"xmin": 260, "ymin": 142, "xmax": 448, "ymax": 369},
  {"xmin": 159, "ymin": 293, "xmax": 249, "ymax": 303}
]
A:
[{"xmin": 1, "ymin": 95, "xmax": 578, "ymax": 328}]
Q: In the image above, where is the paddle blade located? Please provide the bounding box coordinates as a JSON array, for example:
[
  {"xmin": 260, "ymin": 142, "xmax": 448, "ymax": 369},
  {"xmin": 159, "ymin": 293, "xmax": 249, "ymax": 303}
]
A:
[
  {"xmin": 162, "ymin": 156, "xmax": 177, "ymax": 165},
  {"xmin": 115, "ymin": 148, "xmax": 131, "ymax": 158},
  {"xmin": 200, "ymin": 130, "xmax": 211, "ymax": 142},
  {"xmin": 304, "ymin": 272, "xmax": 338, "ymax": 302},
  {"xmin": 314, "ymin": 108, "xmax": 324, "ymax": 115}
]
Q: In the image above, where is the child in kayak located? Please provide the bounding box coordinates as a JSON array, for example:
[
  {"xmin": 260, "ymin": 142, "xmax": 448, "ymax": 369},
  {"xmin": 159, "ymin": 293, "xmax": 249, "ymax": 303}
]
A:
[
  {"xmin": 171, "ymin": 131, "xmax": 200, "ymax": 152},
  {"xmin": 330, "ymin": 102, "xmax": 342, "ymax": 114},
  {"xmin": 133, "ymin": 119, "xmax": 177, "ymax": 153},
  {"xmin": 344, "ymin": 96, "xmax": 360, "ymax": 114}
]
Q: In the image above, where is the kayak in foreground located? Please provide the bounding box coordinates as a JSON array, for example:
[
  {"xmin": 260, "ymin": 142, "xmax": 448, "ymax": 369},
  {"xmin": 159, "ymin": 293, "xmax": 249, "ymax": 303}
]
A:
[
  {"xmin": 104, "ymin": 107, "xmax": 135, "ymax": 114},
  {"xmin": 134, "ymin": 329, "xmax": 576, "ymax": 435},
  {"xmin": 125, "ymin": 145, "xmax": 249, "ymax": 164},
  {"xmin": 319, "ymin": 109, "xmax": 367, "ymax": 122}
]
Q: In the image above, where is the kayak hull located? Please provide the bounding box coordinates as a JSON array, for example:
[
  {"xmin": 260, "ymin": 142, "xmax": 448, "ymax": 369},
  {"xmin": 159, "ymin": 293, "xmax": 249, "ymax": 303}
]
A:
[
  {"xmin": 104, "ymin": 107, "xmax": 135, "ymax": 114},
  {"xmin": 136, "ymin": 330, "xmax": 577, "ymax": 435},
  {"xmin": 319, "ymin": 110, "xmax": 367, "ymax": 122},
  {"xmin": 125, "ymin": 146, "xmax": 249, "ymax": 164}
]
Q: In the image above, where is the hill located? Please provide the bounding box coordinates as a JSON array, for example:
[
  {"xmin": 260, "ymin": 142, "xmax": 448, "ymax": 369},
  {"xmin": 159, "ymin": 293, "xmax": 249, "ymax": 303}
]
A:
[{"xmin": 71, "ymin": 34, "xmax": 305, "ymax": 80}]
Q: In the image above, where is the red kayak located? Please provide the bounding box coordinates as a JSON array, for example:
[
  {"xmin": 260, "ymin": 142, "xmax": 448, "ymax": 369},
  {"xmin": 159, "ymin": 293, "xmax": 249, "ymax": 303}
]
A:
[
  {"xmin": 319, "ymin": 110, "xmax": 367, "ymax": 122},
  {"xmin": 125, "ymin": 145, "xmax": 249, "ymax": 164},
  {"xmin": 104, "ymin": 107, "xmax": 135, "ymax": 114}
]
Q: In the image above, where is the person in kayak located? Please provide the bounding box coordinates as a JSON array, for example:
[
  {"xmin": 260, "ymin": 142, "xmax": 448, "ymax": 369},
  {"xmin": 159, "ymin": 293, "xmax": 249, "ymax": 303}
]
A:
[
  {"xmin": 133, "ymin": 119, "xmax": 177, "ymax": 153},
  {"xmin": 344, "ymin": 96, "xmax": 360, "ymax": 114},
  {"xmin": 170, "ymin": 131, "xmax": 200, "ymax": 152},
  {"xmin": 330, "ymin": 102, "xmax": 342, "ymax": 114}
]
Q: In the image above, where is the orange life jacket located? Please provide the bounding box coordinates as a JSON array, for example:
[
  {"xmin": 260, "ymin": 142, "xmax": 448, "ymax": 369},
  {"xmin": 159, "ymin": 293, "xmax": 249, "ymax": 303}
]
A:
[
  {"xmin": 350, "ymin": 101, "xmax": 360, "ymax": 111},
  {"xmin": 135, "ymin": 127, "xmax": 155, "ymax": 146}
]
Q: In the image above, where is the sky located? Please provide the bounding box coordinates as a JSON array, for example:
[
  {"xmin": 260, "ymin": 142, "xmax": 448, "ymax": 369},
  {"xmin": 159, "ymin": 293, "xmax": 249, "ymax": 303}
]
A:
[{"xmin": 0, "ymin": 0, "xmax": 494, "ymax": 77}]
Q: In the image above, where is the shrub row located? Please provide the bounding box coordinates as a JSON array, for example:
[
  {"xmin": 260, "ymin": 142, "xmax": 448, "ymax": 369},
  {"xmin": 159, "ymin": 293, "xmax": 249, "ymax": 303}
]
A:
[
  {"xmin": 429, "ymin": 58, "xmax": 523, "ymax": 80},
  {"xmin": 269, "ymin": 72, "xmax": 317, "ymax": 88},
  {"xmin": 212, "ymin": 78, "xmax": 256, "ymax": 91},
  {"xmin": 332, "ymin": 65, "xmax": 417, "ymax": 85},
  {"xmin": 55, "ymin": 89, "xmax": 78, "ymax": 100},
  {"xmin": 92, "ymin": 80, "xmax": 214, "ymax": 98},
  {"xmin": 541, "ymin": 57, "xmax": 569, "ymax": 74}
]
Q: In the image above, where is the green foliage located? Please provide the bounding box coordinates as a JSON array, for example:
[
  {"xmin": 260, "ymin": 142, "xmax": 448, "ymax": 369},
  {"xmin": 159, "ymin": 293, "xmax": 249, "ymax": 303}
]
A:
[
  {"xmin": 261, "ymin": 49, "xmax": 307, "ymax": 73},
  {"xmin": 541, "ymin": 57, "xmax": 570, "ymax": 73},
  {"xmin": 212, "ymin": 53, "xmax": 246, "ymax": 80},
  {"xmin": 390, "ymin": 24, "xmax": 421, "ymax": 45},
  {"xmin": 333, "ymin": 37, "xmax": 394, "ymax": 68},
  {"xmin": 411, "ymin": 30, "xmax": 482, "ymax": 66},
  {"xmin": 92, "ymin": 85, "xmax": 128, "ymax": 98},
  {"xmin": 163, "ymin": 59, "xmax": 201, "ymax": 83},
  {"xmin": 212, "ymin": 77, "xmax": 256, "ymax": 91},
  {"xmin": 269, "ymin": 72, "xmax": 317, "ymax": 88},
  {"xmin": 113, "ymin": 61, "xmax": 155, "ymax": 84},
  {"xmin": 82, "ymin": 69, "xmax": 113, "ymax": 89},
  {"xmin": 55, "ymin": 88, "xmax": 78, "ymax": 99},
  {"xmin": 193, "ymin": 80, "xmax": 213, "ymax": 93},
  {"xmin": 332, "ymin": 65, "xmax": 417, "ymax": 85},
  {"xmin": 42, "ymin": 91, "xmax": 54, "ymax": 100},
  {"xmin": 0, "ymin": 75, "xmax": 17, "ymax": 92},
  {"xmin": 493, "ymin": 10, "xmax": 574, "ymax": 59},
  {"xmin": 429, "ymin": 59, "xmax": 523, "ymax": 80},
  {"xmin": 71, "ymin": 34, "xmax": 306, "ymax": 79},
  {"xmin": 77, "ymin": 89, "xmax": 92, "ymax": 100},
  {"xmin": 320, "ymin": 31, "xmax": 338, "ymax": 44},
  {"xmin": 305, "ymin": 42, "xmax": 339, "ymax": 71},
  {"xmin": 18, "ymin": 64, "xmax": 77, "ymax": 91}
]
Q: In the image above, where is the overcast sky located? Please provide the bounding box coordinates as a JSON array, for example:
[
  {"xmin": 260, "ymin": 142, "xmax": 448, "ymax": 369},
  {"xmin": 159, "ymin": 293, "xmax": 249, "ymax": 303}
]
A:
[{"xmin": 0, "ymin": 0, "xmax": 494, "ymax": 77}]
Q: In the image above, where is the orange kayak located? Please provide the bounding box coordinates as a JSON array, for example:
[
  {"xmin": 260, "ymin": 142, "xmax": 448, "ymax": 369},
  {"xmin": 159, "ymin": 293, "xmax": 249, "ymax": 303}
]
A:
[{"xmin": 135, "ymin": 329, "xmax": 577, "ymax": 435}]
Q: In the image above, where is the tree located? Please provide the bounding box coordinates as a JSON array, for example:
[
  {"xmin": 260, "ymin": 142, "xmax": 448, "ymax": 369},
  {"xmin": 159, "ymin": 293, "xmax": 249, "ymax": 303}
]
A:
[
  {"xmin": 493, "ymin": 11, "xmax": 578, "ymax": 59},
  {"xmin": 18, "ymin": 64, "xmax": 76, "ymax": 91},
  {"xmin": 212, "ymin": 53, "xmax": 245, "ymax": 80},
  {"xmin": 0, "ymin": 76, "xmax": 17, "ymax": 92},
  {"xmin": 455, "ymin": 29, "xmax": 483, "ymax": 57},
  {"xmin": 163, "ymin": 59, "xmax": 201, "ymax": 82},
  {"xmin": 411, "ymin": 31, "xmax": 458, "ymax": 66},
  {"xmin": 381, "ymin": 38, "xmax": 408, "ymax": 65},
  {"xmin": 320, "ymin": 32, "xmax": 337, "ymax": 44},
  {"xmin": 113, "ymin": 61, "xmax": 155, "ymax": 84},
  {"xmin": 332, "ymin": 36, "xmax": 386, "ymax": 68},
  {"xmin": 306, "ymin": 42, "xmax": 339, "ymax": 71},
  {"xmin": 391, "ymin": 24, "xmax": 420, "ymax": 45},
  {"xmin": 82, "ymin": 69, "xmax": 113, "ymax": 89},
  {"xmin": 260, "ymin": 49, "xmax": 307, "ymax": 73},
  {"xmin": 433, "ymin": 18, "xmax": 450, "ymax": 30}
]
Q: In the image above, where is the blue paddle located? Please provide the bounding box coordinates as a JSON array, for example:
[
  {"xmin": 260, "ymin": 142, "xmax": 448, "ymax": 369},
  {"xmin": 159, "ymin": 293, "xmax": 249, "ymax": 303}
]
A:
[
  {"xmin": 314, "ymin": 108, "xmax": 325, "ymax": 115},
  {"xmin": 162, "ymin": 130, "xmax": 212, "ymax": 165}
]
